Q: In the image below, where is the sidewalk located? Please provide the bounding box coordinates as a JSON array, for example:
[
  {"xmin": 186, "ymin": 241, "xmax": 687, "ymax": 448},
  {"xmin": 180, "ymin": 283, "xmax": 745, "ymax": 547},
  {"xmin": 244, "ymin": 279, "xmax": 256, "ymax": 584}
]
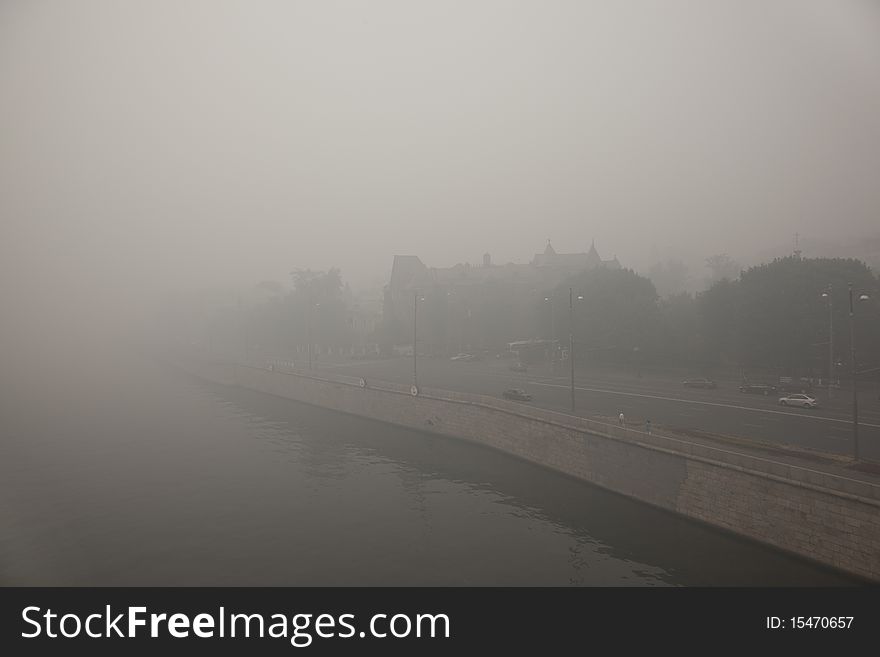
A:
[{"xmin": 595, "ymin": 412, "xmax": 880, "ymax": 489}]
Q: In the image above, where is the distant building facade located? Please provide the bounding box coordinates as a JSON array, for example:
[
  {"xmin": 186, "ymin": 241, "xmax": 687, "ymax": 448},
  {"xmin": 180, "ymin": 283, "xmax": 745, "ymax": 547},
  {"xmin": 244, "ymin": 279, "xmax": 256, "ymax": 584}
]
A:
[{"xmin": 381, "ymin": 240, "xmax": 620, "ymax": 355}]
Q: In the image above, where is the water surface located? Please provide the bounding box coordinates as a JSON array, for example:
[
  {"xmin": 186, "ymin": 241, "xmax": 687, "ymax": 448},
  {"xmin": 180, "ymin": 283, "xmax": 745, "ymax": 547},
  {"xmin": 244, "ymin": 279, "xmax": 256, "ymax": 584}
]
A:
[{"xmin": 0, "ymin": 349, "xmax": 858, "ymax": 586}]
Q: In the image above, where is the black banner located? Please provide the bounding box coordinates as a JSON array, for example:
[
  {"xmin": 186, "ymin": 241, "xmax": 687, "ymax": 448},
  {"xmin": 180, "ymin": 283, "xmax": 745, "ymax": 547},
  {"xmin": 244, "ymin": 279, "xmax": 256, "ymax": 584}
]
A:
[{"xmin": 0, "ymin": 587, "xmax": 876, "ymax": 654}]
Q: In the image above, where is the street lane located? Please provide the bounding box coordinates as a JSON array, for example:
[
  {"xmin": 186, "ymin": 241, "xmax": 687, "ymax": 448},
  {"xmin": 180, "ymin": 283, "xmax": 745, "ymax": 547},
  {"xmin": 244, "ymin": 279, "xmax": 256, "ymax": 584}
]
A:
[{"xmin": 304, "ymin": 355, "xmax": 880, "ymax": 462}]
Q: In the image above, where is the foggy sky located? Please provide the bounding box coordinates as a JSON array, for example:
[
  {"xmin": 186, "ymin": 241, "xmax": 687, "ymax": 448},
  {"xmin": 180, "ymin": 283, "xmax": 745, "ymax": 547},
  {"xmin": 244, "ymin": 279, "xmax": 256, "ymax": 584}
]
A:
[{"xmin": 2, "ymin": 0, "xmax": 880, "ymax": 331}]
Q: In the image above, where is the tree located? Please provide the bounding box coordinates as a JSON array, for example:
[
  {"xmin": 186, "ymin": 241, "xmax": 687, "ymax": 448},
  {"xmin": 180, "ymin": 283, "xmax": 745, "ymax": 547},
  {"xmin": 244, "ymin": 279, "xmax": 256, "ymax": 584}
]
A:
[
  {"xmin": 698, "ymin": 256, "xmax": 880, "ymax": 376},
  {"xmin": 697, "ymin": 278, "xmax": 742, "ymax": 367},
  {"xmin": 647, "ymin": 259, "xmax": 691, "ymax": 298},
  {"xmin": 555, "ymin": 268, "xmax": 660, "ymax": 365},
  {"xmin": 283, "ymin": 268, "xmax": 353, "ymax": 352},
  {"xmin": 657, "ymin": 292, "xmax": 701, "ymax": 366},
  {"xmin": 705, "ymin": 254, "xmax": 741, "ymax": 286}
]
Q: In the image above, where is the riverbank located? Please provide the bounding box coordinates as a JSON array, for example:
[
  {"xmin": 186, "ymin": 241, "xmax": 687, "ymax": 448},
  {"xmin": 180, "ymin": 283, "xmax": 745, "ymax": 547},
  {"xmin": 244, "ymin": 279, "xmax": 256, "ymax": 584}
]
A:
[{"xmin": 175, "ymin": 351, "xmax": 880, "ymax": 582}]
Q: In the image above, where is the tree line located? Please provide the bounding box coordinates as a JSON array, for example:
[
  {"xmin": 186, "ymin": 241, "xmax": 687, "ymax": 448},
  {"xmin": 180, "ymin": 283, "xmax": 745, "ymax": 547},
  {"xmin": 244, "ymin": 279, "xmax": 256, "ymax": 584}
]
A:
[
  {"xmin": 557, "ymin": 256, "xmax": 880, "ymax": 379},
  {"xmin": 200, "ymin": 256, "xmax": 879, "ymax": 380}
]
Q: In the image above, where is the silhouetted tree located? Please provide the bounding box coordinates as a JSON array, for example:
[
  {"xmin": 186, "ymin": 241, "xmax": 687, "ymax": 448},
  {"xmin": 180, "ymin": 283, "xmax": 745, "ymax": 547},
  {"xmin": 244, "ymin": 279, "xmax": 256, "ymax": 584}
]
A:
[
  {"xmin": 698, "ymin": 256, "xmax": 880, "ymax": 376},
  {"xmin": 555, "ymin": 268, "xmax": 660, "ymax": 365},
  {"xmin": 704, "ymin": 253, "xmax": 741, "ymax": 286},
  {"xmin": 648, "ymin": 259, "xmax": 691, "ymax": 298}
]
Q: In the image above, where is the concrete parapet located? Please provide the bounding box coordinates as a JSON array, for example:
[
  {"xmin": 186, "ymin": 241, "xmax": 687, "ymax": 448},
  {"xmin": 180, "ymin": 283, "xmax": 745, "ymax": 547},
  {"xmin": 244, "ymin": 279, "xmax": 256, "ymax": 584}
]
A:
[{"xmin": 178, "ymin": 354, "xmax": 880, "ymax": 581}]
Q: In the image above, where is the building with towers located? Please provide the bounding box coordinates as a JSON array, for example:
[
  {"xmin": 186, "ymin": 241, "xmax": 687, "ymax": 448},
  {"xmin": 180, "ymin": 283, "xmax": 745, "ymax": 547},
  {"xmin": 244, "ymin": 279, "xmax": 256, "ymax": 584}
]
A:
[{"xmin": 380, "ymin": 240, "xmax": 621, "ymax": 355}]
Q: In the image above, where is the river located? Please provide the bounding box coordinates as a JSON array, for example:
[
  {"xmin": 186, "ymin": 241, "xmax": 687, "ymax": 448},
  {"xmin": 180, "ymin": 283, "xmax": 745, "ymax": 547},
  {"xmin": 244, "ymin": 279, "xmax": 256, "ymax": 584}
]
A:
[{"xmin": 0, "ymin": 346, "xmax": 857, "ymax": 586}]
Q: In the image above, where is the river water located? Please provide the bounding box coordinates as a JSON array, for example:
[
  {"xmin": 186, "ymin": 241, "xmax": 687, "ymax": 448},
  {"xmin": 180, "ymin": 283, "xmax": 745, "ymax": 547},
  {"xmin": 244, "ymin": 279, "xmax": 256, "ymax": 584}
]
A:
[{"xmin": 0, "ymin": 347, "xmax": 857, "ymax": 586}]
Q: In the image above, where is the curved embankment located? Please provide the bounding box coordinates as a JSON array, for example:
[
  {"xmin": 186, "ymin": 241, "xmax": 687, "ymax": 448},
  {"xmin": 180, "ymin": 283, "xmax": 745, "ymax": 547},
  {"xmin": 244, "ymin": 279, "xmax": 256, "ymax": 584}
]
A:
[{"xmin": 181, "ymin": 355, "xmax": 880, "ymax": 582}]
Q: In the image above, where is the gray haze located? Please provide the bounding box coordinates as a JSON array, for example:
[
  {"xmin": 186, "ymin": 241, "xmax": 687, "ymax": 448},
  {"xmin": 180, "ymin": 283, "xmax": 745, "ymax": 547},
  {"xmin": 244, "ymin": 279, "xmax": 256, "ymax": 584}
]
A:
[
  {"xmin": 1, "ymin": 2, "xmax": 878, "ymax": 589},
  {"xmin": 2, "ymin": 0, "xmax": 880, "ymax": 338}
]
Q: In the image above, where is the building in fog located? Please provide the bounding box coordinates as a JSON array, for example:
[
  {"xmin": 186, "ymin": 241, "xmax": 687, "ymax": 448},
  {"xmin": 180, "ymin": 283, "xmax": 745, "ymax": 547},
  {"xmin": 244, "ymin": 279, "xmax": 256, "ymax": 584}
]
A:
[
  {"xmin": 380, "ymin": 240, "xmax": 620, "ymax": 355},
  {"xmin": 531, "ymin": 239, "xmax": 620, "ymax": 271}
]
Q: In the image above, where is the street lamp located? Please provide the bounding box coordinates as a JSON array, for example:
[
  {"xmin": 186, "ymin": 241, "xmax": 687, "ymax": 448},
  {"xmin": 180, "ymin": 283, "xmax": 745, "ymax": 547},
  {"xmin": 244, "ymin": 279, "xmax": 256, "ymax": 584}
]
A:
[
  {"xmin": 569, "ymin": 289, "xmax": 584, "ymax": 412},
  {"xmin": 848, "ymin": 283, "xmax": 870, "ymax": 460},
  {"xmin": 413, "ymin": 291, "xmax": 425, "ymax": 388},
  {"xmin": 821, "ymin": 286, "xmax": 833, "ymax": 399},
  {"xmin": 307, "ymin": 301, "xmax": 320, "ymax": 371},
  {"xmin": 544, "ymin": 296, "xmax": 555, "ymax": 367}
]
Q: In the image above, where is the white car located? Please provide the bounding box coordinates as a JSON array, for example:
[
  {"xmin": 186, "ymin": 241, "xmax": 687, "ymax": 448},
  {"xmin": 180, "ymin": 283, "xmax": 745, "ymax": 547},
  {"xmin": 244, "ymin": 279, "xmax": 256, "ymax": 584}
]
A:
[{"xmin": 778, "ymin": 394, "xmax": 818, "ymax": 409}]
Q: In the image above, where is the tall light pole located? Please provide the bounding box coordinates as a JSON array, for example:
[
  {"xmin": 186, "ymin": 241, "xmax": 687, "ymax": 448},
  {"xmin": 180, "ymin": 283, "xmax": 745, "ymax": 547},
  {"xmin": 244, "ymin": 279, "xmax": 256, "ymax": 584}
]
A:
[
  {"xmin": 821, "ymin": 286, "xmax": 833, "ymax": 399},
  {"xmin": 568, "ymin": 288, "xmax": 584, "ymax": 412},
  {"xmin": 848, "ymin": 283, "xmax": 871, "ymax": 461},
  {"xmin": 307, "ymin": 303, "xmax": 313, "ymax": 371},
  {"xmin": 413, "ymin": 291, "xmax": 424, "ymax": 387},
  {"xmin": 413, "ymin": 290, "xmax": 418, "ymax": 386},
  {"xmin": 544, "ymin": 296, "xmax": 555, "ymax": 367},
  {"xmin": 307, "ymin": 301, "xmax": 320, "ymax": 371},
  {"xmin": 569, "ymin": 288, "xmax": 574, "ymax": 411}
]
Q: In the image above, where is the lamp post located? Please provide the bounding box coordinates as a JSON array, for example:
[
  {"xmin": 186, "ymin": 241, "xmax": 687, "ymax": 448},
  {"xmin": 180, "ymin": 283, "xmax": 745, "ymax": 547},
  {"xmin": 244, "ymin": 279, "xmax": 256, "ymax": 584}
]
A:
[
  {"xmin": 413, "ymin": 290, "xmax": 418, "ymax": 386},
  {"xmin": 569, "ymin": 288, "xmax": 584, "ymax": 412},
  {"xmin": 412, "ymin": 291, "xmax": 424, "ymax": 388},
  {"xmin": 821, "ymin": 286, "xmax": 833, "ymax": 399},
  {"xmin": 544, "ymin": 296, "xmax": 555, "ymax": 367},
  {"xmin": 569, "ymin": 289, "xmax": 574, "ymax": 411},
  {"xmin": 848, "ymin": 283, "xmax": 871, "ymax": 461},
  {"xmin": 307, "ymin": 301, "xmax": 320, "ymax": 371},
  {"xmin": 307, "ymin": 304, "xmax": 312, "ymax": 371}
]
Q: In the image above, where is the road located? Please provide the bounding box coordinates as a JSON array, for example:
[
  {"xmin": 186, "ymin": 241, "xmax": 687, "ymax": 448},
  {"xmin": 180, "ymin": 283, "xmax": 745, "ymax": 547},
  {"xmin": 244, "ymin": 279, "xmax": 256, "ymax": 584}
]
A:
[{"xmin": 303, "ymin": 354, "xmax": 880, "ymax": 463}]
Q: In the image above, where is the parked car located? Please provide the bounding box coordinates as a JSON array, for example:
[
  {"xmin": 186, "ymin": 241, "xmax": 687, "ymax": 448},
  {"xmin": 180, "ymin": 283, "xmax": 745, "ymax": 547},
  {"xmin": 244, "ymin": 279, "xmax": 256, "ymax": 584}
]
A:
[
  {"xmin": 777, "ymin": 382, "xmax": 814, "ymax": 394},
  {"xmin": 682, "ymin": 377, "xmax": 717, "ymax": 389},
  {"xmin": 776, "ymin": 376, "xmax": 815, "ymax": 393},
  {"xmin": 738, "ymin": 383, "xmax": 778, "ymax": 396},
  {"xmin": 778, "ymin": 393, "xmax": 819, "ymax": 409},
  {"xmin": 502, "ymin": 388, "xmax": 532, "ymax": 401},
  {"xmin": 509, "ymin": 362, "xmax": 528, "ymax": 373},
  {"xmin": 450, "ymin": 353, "xmax": 477, "ymax": 361}
]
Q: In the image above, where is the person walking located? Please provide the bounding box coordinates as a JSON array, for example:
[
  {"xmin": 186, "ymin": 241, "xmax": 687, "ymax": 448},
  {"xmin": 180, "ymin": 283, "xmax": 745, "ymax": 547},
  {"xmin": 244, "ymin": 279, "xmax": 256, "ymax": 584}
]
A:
[
  {"xmin": 618, "ymin": 412, "xmax": 625, "ymax": 426},
  {"xmin": 645, "ymin": 419, "xmax": 652, "ymax": 435}
]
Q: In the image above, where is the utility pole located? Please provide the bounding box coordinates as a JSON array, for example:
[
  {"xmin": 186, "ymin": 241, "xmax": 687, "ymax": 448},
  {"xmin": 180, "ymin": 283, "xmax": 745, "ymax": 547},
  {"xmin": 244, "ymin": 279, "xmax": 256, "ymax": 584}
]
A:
[
  {"xmin": 849, "ymin": 283, "xmax": 859, "ymax": 461},
  {"xmin": 413, "ymin": 290, "xmax": 418, "ymax": 387},
  {"xmin": 307, "ymin": 299, "xmax": 319, "ymax": 371},
  {"xmin": 545, "ymin": 296, "xmax": 555, "ymax": 367},
  {"xmin": 827, "ymin": 285, "xmax": 833, "ymax": 399},
  {"xmin": 307, "ymin": 306, "xmax": 312, "ymax": 371},
  {"xmin": 569, "ymin": 287, "xmax": 575, "ymax": 412}
]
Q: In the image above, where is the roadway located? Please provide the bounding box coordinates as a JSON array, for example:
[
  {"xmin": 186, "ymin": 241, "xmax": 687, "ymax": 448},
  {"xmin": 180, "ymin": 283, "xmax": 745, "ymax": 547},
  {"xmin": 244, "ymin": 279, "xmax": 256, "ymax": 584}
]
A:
[{"xmin": 308, "ymin": 354, "xmax": 880, "ymax": 463}]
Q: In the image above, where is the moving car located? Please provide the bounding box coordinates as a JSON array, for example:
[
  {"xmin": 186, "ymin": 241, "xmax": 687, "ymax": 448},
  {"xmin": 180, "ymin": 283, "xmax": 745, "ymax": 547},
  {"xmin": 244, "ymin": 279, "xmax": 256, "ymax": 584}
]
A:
[
  {"xmin": 738, "ymin": 383, "xmax": 778, "ymax": 396},
  {"xmin": 509, "ymin": 361, "xmax": 528, "ymax": 372},
  {"xmin": 778, "ymin": 394, "xmax": 818, "ymax": 409},
  {"xmin": 502, "ymin": 388, "xmax": 532, "ymax": 401},
  {"xmin": 682, "ymin": 377, "xmax": 717, "ymax": 389}
]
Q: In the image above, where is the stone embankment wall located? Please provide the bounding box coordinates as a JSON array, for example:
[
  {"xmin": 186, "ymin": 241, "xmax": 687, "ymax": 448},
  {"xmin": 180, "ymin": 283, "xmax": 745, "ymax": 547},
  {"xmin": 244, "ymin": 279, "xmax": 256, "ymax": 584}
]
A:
[{"xmin": 180, "ymin": 355, "xmax": 880, "ymax": 581}]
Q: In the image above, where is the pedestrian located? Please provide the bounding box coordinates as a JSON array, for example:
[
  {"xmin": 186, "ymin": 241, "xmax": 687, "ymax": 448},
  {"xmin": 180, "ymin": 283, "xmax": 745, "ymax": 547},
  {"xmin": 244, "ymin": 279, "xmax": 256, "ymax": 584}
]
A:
[
  {"xmin": 645, "ymin": 419, "xmax": 652, "ymax": 435},
  {"xmin": 618, "ymin": 412, "xmax": 625, "ymax": 426}
]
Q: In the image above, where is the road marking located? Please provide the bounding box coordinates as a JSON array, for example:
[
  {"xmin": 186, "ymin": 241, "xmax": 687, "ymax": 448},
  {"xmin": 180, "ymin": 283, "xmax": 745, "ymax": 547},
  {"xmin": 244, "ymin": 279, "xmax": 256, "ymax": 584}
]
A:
[{"xmin": 526, "ymin": 381, "xmax": 880, "ymax": 429}]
